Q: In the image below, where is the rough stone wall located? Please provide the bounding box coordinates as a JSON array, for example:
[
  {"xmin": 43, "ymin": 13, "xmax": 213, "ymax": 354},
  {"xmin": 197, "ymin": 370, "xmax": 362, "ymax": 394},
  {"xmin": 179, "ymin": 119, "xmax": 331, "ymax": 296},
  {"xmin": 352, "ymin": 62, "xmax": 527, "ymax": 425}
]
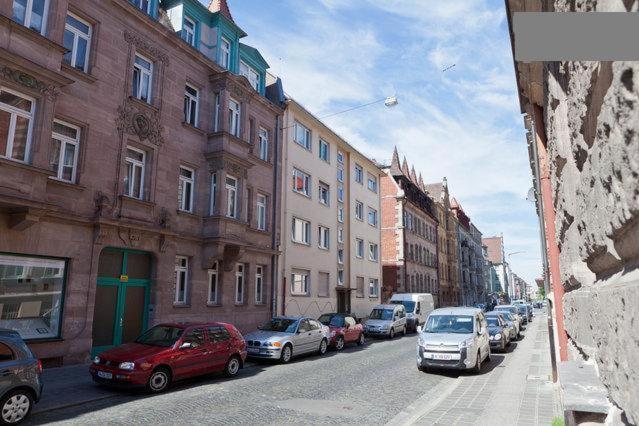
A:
[{"xmin": 544, "ymin": 1, "xmax": 639, "ymax": 421}]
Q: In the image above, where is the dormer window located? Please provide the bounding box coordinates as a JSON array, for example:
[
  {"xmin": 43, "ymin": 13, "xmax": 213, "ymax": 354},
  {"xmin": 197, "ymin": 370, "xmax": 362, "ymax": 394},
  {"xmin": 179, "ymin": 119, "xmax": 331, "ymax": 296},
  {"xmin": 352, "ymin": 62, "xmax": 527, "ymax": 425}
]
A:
[
  {"xmin": 239, "ymin": 61, "xmax": 259, "ymax": 91},
  {"xmin": 129, "ymin": 0, "xmax": 151, "ymax": 14},
  {"xmin": 220, "ymin": 37, "xmax": 231, "ymax": 70},
  {"xmin": 182, "ymin": 16, "xmax": 196, "ymax": 47}
]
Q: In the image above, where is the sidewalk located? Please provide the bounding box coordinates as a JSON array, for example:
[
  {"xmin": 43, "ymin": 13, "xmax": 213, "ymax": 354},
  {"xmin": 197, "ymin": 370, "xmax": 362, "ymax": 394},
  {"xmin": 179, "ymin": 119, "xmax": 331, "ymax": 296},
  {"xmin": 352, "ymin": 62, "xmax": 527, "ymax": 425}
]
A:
[{"xmin": 412, "ymin": 311, "xmax": 562, "ymax": 425}]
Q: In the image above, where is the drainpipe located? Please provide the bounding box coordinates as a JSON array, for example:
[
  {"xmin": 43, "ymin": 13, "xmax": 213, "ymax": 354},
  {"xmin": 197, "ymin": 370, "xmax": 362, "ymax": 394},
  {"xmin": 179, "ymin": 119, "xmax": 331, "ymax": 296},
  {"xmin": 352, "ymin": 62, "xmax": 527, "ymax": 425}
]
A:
[{"xmin": 270, "ymin": 113, "xmax": 281, "ymax": 319}]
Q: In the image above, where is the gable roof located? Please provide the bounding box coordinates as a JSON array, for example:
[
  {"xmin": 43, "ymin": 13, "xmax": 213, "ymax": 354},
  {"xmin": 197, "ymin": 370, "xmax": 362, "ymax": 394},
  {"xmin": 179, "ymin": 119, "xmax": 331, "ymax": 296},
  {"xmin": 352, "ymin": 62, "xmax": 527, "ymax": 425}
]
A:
[
  {"xmin": 208, "ymin": 0, "xmax": 234, "ymax": 23},
  {"xmin": 239, "ymin": 43, "xmax": 269, "ymax": 69},
  {"xmin": 425, "ymin": 182, "xmax": 443, "ymax": 201}
]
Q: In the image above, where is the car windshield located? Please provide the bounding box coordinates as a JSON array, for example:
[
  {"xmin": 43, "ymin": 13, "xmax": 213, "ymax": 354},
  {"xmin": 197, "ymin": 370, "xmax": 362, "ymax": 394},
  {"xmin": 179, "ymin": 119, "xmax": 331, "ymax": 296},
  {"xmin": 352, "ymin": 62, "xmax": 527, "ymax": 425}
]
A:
[
  {"xmin": 391, "ymin": 300, "xmax": 416, "ymax": 312},
  {"xmin": 487, "ymin": 317, "xmax": 501, "ymax": 327},
  {"xmin": 424, "ymin": 315, "xmax": 474, "ymax": 334},
  {"xmin": 518, "ymin": 306, "xmax": 527, "ymax": 313},
  {"xmin": 496, "ymin": 307, "xmax": 516, "ymax": 314},
  {"xmin": 318, "ymin": 314, "xmax": 344, "ymax": 327},
  {"xmin": 258, "ymin": 318, "xmax": 298, "ymax": 333},
  {"xmin": 369, "ymin": 309, "xmax": 394, "ymax": 320},
  {"xmin": 135, "ymin": 325, "xmax": 183, "ymax": 347}
]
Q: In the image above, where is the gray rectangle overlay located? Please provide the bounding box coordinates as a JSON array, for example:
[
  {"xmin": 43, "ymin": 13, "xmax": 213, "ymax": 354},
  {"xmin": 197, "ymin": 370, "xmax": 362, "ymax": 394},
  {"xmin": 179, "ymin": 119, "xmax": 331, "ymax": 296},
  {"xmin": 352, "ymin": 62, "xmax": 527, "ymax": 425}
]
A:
[{"xmin": 514, "ymin": 12, "xmax": 639, "ymax": 61}]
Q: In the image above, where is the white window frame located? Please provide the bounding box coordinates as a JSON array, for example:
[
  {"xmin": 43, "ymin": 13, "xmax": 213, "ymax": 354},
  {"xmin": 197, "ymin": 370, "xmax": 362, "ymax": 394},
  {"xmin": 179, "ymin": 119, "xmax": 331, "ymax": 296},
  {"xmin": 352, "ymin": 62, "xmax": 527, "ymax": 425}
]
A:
[
  {"xmin": 13, "ymin": 0, "xmax": 50, "ymax": 34},
  {"xmin": 63, "ymin": 13, "xmax": 92, "ymax": 72},
  {"xmin": 356, "ymin": 238, "xmax": 364, "ymax": 258},
  {"xmin": 291, "ymin": 270, "xmax": 309, "ymax": 296},
  {"xmin": 228, "ymin": 97, "xmax": 241, "ymax": 137},
  {"xmin": 368, "ymin": 243, "xmax": 379, "ymax": 262},
  {"xmin": 292, "ymin": 217, "xmax": 311, "ymax": 245},
  {"xmin": 235, "ymin": 263, "xmax": 244, "ymax": 304},
  {"xmin": 355, "ymin": 201, "xmax": 364, "ymax": 221},
  {"xmin": 0, "ymin": 87, "xmax": 35, "ymax": 163},
  {"xmin": 318, "ymin": 226, "xmax": 330, "ymax": 250},
  {"xmin": 124, "ymin": 146, "xmax": 146, "ymax": 199},
  {"xmin": 354, "ymin": 164, "xmax": 363, "ymax": 184},
  {"xmin": 213, "ymin": 93, "xmax": 220, "ymax": 132},
  {"xmin": 207, "ymin": 262, "xmax": 219, "ymax": 304},
  {"xmin": 182, "ymin": 16, "xmax": 196, "ymax": 46},
  {"xmin": 292, "ymin": 168, "xmax": 310, "ymax": 197},
  {"xmin": 132, "ymin": 53, "xmax": 153, "ymax": 103},
  {"xmin": 318, "ymin": 182, "xmax": 330, "ymax": 206},
  {"xmin": 255, "ymin": 265, "xmax": 264, "ymax": 304},
  {"xmin": 369, "ymin": 278, "xmax": 379, "ymax": 297},
  {"xmin": 178, "ymin": 166, "xmax": 195, "ymax": 213},
  {"xmin": 319, "ymin": 139, "xmax": 330, "ymax": 162},
  {"xmin": 337, "ymin": 150, "xmax": 344, "ymax": 164},
  {"xmin": 175, "ymin": 256, "xmax": 189, "ymax": 304},
  {"xmin": 50, "ymin": 120, "xmax": 80, "ymax": 183},
  {"xmin": 240, "ymin": 60, "xmax": 260, "ymax": 91},
  {"xmin": 209, "ymin": 173, "xmax": 217, "ymax": 215},
  {"xmin": 367, "ymin": 173, "xmax": 378, "ymax": 193},
  {"xmin": 184, "ymin": 84, "xmax": 199, "ymax": 126},
  {"xmin": 220, "ymin": 37, "xmax": 231, "ymax": 69},
  {"xmin": 258, "ymin": 127, "xmax": 269, "ymax": 161},
  {"xmin": 337, "ymin": 269, "xmax": 344, "ymax": 285},
  {"xmin": 226, "ymin": 175, "xmax": 238, "ymax": 218},
  {"xmin": 337, "ymin": 185, "xmax": 344, "ymax": 202},
  {"xmin": 368, "ymin": 207, "xmax": 378, "ymax": 227},
  {"xmin": 256, "ymin": 193, "xmax": 267, "ymax": 231},
  {"xmin": 294, "ymin": 122, "xmax": 311, "ymax": 150},
  {"xmin": 338, "ymin": 227, "xmax": 344, "ymax": 244},
  {"xmin": 337, "ymin": 206, "xmax": 344, "ymax": 223},
  {"xmin": 337, "ymin": 166, "xmax": 344, "ymax": 183},
  {"xmin": 337, "ymin": 249, "xmax": 344, "ymax": 264}
]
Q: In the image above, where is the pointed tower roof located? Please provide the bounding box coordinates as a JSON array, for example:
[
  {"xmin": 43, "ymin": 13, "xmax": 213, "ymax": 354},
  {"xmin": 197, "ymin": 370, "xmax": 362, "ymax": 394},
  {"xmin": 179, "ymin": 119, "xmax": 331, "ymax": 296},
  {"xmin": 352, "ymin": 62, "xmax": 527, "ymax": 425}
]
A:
[
  {"xmin": 418, "ymin": 173, "xmax": 425, "ymax": 190},
  {"xmin": 389, "ymin": 146, "xmax": 402, "ymax": 176},
  {"xmin": 410, "ymin": 166, "xmax": 418, "ymax": 184},
  {"xmin": 401, "ymin": 157, "xmax": 410, "ymax": 177},
  {"xmin": 209, "ymin": 0, "xmax": 235, "ymax": 23},
  {"xmin": 450, "ymin": 197, "xmax": 460, "ymax": 209}
]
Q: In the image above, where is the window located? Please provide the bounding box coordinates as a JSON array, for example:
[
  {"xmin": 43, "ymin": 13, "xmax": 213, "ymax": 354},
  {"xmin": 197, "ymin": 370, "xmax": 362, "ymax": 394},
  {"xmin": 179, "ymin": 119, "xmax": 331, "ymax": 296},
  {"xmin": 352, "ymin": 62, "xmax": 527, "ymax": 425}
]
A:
[
  {"xmin": 291, "ymin": 269, "xmax": 309, "ymax": 295},
  {"xmin": 337, "ymin": 270, "xmax": 344, "ymax": 285},
  {"xmin": 368, "ymin": 243, "xmax": 379, "ymax": 261},
  {"xmin": 355, "ymin": 201, "xmax": 364, "ymax": 221},
  {"xmin": 356, "ymin": 238, "xmax": 364, "ymax": 258},
  {"xmin": 367, "ymin": 173, "xmax": 378, "ymax": 192},
  {"xmin": 49, "ymin": 120, "xmax": 80, "ymax": 183},
  {"xmin": 235, "ymin": 263, "xmax": 244, "ymax": 304},
  {"xmin": 255, "ymin": 265, "xmax": 264, "ymax": 304},
  {"xmin": 0, "ymin": 254, "xmax": 65, "ymax": 339},
  {"xmin": 256, "ymin": 194, "xmax": 267, "ymax": 231},
  {"xmin": 356, "ymin": 276, "xmax": 365, "ymax": 297},
  {"xmin": 319, "ymin": 139, "xmax": 330, "ymax": 162},
  {"xmin": 228, "ymin": 98, "xmax": 241, "ymax": 137},
  {"xmin": 178, "ymin": 166, "xmax": 194, "ymax": 213},
  {"xmin": 226, "ymin": 175, "xmax": 238, "ymax": 218},
  {"xmin": 337, "ymin": 150, "xmax": 344, "ymax": 163},
  {"xmin": 292, "ymin": 168, "xmax": 310, "ymax": 196},
  {"xmin": 292, "ymin": 217, "xmax": 311, "ymax": 244},
  {"xmin": 354, "ymin": 164, "xmax": 363, "ymax": 184},
  {"xmin": 175, "ymin": 256, "xmax": 188, "ymax": 304},
  {"xmin": 209, "ymin": 173, "xmax": 217, "ymax": 214},
  {"xmin": 318, "ymin": 272, "xmax": 329, "ymax": 297},
  {"xmin": 124, "ymin": 147, "xmax": 145, "ymax": 199},
  {"xmin": 318, "ymin": 182, "xmax": 330, "ymax": 205},
  {"xmin": 369, "ymin": 278, "xmax": 379, "ymax": 297},
  {"xmin": 0, "ymin": 343, "xmax": 14, "ymax": 362},
  {"xmin": 240, "ymin": 61, "xmax": 260, "ymax": 91},
  {"xmin": 337, "ymin": 166, "xmax": 344, "ymax": 183},
  {"xmin": 294, "ymin": 122, "xmax": 311, "ymax": 150},
  {"xmin": 0, "ymin": 87, "xmax": 34, "ymax": 163},
  {"xmin": 132, "ymin": 54, "xmax": 153, "ymax": 103},
  {"xmin": 318, "ymin": 226, "xmax": 330, "ymax": 250},
  {"xmin": 338, "ymin": 227, "xmax": 344, "ymax": 243},
  {"xmin": 368, "ymin": 207, "xmax": 378, "ymax": 227},
  {"xmin": 337, "ymin": 185, "xmax": 344, "ymax": 202},
  {"xmin": 63, "ymin": 13, "xmax": 91, "ymax": 72},
  {"xmin": 12, "ymin": 0, "xmax": 49, "ymax": 34},
  {"xmin": 208, "ymin": 262, "xmax": 218, "ymax": 304},
  {"xmin": 182, "ymin": 16, "xmax": 196, "ymax": 46},
  {"xmin": 337, "ymin": 249, "xmax": 344, "ymax": 264},
  {"xmin": 129, "ymin": 0, "xmax": 151, "ymax": 13},
  {"xmin": 213, "ymin": 93, "xmax": 220, "ymax": 132},
  {"xmin": 220, "ymin": 37, "xmax": 231, "ymax": 69},
  {"xmin": 258, "ymin": 128, "xmax": 269, "ymax": 161},
  {"xmin": 183, "ymin": 85, "xmax": 199, "ymax": 126},
  {"xmin": 337, "ymin": 206, "xmax": 344, "ymax": 223}
]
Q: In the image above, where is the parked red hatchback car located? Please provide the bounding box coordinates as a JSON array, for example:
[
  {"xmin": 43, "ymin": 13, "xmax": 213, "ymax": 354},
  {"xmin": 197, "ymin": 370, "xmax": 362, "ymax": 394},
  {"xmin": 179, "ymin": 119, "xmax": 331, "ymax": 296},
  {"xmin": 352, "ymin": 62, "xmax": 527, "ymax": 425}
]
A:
[
  {"xmin": 90, "ymin": 322, "xmax": 246, "ymax": 393},
  {"xmin": 318, "ymin": 313, "xmax": 365, "ymax": 350}
]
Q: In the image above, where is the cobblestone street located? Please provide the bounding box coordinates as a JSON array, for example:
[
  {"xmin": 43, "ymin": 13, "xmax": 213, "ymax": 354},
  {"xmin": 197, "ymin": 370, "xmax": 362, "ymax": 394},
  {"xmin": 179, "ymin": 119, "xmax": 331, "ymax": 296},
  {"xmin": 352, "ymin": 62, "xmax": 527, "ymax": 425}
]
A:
[{"xmin": 27, "ymin": 310, "xmax": 558, "ymax": 426}]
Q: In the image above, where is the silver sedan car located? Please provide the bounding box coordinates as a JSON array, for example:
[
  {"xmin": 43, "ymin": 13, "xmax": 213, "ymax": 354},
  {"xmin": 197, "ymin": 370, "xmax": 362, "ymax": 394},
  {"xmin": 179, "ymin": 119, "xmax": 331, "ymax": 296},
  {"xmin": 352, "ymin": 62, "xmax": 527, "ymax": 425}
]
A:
[{"xmin": 243, "ymin": 316, "xmax": 330, "ymax": 363}]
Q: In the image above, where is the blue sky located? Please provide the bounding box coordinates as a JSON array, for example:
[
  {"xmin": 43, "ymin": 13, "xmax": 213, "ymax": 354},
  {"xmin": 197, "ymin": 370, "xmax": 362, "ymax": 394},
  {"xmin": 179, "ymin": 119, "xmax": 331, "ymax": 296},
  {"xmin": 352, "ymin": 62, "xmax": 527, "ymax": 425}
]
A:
[{"xmin": 217, "ymin": 0, "xmax": 542, "ymax": 285}]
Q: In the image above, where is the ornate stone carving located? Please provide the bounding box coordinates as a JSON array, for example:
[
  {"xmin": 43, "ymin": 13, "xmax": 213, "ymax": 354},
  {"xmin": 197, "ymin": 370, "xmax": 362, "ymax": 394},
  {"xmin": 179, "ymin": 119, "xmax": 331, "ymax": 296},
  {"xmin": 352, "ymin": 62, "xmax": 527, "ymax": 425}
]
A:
[
  {"xmin": 94, "ymin": 191, "xmax": 111, "ymax": 217},
  {"xmin": 117, "ymin": 227, "xmax": 142, "ymax": 247},
  {"xmin": 123, "ymin": 31, "xmax": 169, "ymax": 64},
  {"xmin": 158, "ymin": 207, "xmax": 171, "ymax": 229},
  {"xmin": 0, "ymin": 66, "xmax": 59, "ymax": 100},
  {"xmin": 208, "ymin": 158, "xmax": 247, "ymax": 178},
  {"xmin": 116, "ymin": 100, "xmax": 164, "ymax": 146},
  {"xmin": 159, "ymin": 235, "xmax": 168, "ymax": 253}
]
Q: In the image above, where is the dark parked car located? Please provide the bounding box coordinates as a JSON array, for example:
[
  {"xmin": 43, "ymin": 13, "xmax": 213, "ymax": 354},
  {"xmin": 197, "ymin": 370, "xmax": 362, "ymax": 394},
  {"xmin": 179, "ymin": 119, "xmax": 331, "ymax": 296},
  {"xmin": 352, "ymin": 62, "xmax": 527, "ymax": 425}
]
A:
[
  {"xmin": 0, "ymin": 329, "xmax": 42, "ymax": 425},
  {"xmin": 90, "ymin": 323, "xmax": 247, "ymax": 393},
  {"xmin": 318, "ymin": 313, "xmax": 365, "ymax": 350},
  {"xmin": 485, "ymin": 315, "xmax": 510, "ymax": 352}
]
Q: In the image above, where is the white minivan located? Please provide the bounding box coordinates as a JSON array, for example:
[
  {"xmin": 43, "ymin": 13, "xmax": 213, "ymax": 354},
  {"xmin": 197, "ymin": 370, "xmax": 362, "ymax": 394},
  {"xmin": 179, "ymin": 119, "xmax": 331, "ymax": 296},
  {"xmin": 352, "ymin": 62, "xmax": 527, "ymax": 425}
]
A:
[{"xmin": 389, "ymin": 293, "xmax": 434, "ymax": 333}]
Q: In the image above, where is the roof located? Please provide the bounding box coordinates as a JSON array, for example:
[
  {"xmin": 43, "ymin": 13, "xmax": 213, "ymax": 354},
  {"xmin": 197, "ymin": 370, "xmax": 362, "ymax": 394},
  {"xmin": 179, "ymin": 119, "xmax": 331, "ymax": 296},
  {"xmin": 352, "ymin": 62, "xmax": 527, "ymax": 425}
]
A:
[
  {"xmin": 483, "ymin": 236, "xmax": 504, "ymax": 263},
  {"xmin": 389, "ymin": 147, "xmax": 402, "ymax": 176},
  {"xmin": 239, "ymin": 42, "xmax": 269, "ymax": 69},
  {"xmin": 208, "ymin": 0, "xmax": 234, "ymax": 23},
  {"xmin": 425, "ymin": 182, "xmax": 443, "ymax": 201},
  {"xmin": 429, "ymin": 307, "xmax": 481, "ymax": 316}
]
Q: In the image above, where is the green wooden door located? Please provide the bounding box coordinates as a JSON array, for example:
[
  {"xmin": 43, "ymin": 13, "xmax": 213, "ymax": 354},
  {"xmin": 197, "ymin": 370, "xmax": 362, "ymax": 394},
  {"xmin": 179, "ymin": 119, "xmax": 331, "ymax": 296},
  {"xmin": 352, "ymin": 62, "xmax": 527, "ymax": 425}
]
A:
[{"xmin": 91, "ymin": 248, "xmax": 151, "ymax": 356}]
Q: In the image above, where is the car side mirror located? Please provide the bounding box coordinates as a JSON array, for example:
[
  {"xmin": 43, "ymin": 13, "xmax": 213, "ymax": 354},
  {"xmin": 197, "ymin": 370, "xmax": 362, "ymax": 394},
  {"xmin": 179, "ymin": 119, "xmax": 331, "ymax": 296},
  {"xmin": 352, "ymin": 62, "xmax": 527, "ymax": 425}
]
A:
[
  {"xmin": 416, "ymin": 325, "xmax": 422, "ymax": 333},
  {"xmin": 179, "ymin": 342, "xmax": 192, "ymax": 350}
]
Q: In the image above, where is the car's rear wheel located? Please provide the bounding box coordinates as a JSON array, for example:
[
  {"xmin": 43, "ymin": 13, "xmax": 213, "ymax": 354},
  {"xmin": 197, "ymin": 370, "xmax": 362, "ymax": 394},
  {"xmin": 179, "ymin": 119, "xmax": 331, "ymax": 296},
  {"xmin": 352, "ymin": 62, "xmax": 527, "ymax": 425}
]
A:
[
  {"xmin": 146, "ymin": 367, "xmax": 171, "ymax": 393},
  {"xmin": 335, "ymin": 336, "xmax": 345, "ymax": 351},
  {"xmin": 402, "ymin": 325, "xmax": 407, "ymax": 336},
  {"xmin": 280, "ymin": 344, "xmax": 293, "ymax": 364},
  {"xmin": 319, "ymin": 339, "xmax": 328, "ymax": 355},
  {"xmin": 389, "ymin": 328, "xmax": 395, "ymax": 339},
  {"xmin": 0, "ymin": 389, "xmax": 33, "ymax": 425},
  {"xmin": 357, "ymin": 332, "xmax": 365, "ymax": 346},
  {"xmin": 224, "ymin": 355, "xmax": 241, "ymax": 377}
]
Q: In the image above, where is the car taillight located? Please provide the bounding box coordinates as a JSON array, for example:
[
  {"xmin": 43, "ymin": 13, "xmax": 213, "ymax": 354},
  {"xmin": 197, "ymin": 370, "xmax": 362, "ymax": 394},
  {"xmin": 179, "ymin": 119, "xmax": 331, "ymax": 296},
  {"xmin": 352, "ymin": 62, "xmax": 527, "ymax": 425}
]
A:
[{"xmin": 37, "ymin": 359, "xmax": 43, "ymax": 374}]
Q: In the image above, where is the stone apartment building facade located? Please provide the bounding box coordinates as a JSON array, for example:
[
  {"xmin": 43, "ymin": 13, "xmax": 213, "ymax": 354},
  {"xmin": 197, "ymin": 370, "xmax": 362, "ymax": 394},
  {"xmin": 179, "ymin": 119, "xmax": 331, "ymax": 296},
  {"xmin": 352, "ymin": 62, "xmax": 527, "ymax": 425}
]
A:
[
  {"xmin": 380, "ymin": 149, "xmax": 438, "ymax": 305},
  {"xmin": 0, "ymin": 0, "xmax": 283, "ymax": 365},
  {"xmin": 483, "ymin": 236, "xmax": 510, "ymax": 298},
  {"xmin": 279, "ymin": 99, "xmax": 382, "ymax": 319}
]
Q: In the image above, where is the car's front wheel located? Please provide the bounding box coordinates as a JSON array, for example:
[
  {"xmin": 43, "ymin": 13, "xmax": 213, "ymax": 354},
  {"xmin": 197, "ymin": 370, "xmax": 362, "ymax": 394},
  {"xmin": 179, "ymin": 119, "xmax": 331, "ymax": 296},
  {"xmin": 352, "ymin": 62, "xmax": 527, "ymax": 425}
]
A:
[
  {"xmin": 224, "ymin": 355, "xmax": 241, "ymax": 377},
  {"xmin": 335, "ymin": 336, "xmax": 345, "ymax": 351},
  {"xmin": 0, "ymin": 389, "xmax": 33, "ymax": 425},
  {"xmin": 146, "ymin": 367, "xmax": 171, "ymax": 393},
  {"xmin": 389, "ymin": 328, "xmax": 395, "ymax": 339},
  {"xmin": 402, "ymin": 325, "xmax": 407, "ymax": 336},
  {"xmin": 280, "ymin": 344, "xmax": 293, "ymax": 364},
  {"xmin": 357, "ymin": 332, "xmax": 365, "ymax": 346},
  {"xmin": 318, "ymin": 339, "xmax": 328, "ymax": 355},
  {"xmin": 473, "ymin": 351, "xmax": 482, "ymax": 374}
]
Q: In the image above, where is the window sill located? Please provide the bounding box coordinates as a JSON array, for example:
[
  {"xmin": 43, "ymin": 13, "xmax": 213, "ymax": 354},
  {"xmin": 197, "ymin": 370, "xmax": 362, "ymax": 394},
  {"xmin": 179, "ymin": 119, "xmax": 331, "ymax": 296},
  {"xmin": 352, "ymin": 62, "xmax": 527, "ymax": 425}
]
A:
[
  {"xmin": 0, "ymin": 157, "xmax": 56, "ymax": 176},
  {"xmin": 291, "ymin": 241, "xmax": 311, "ymax": 248},
  {"xmin": 292, "ymin": 191, "xmax": 311, "ymax": 200},
  {"xmin": 254, "ymin": 302, "xmax": 266, "ymax": 306},
  {"xmin": 47, "ymin": 177, "xmax": 86, "ymax": 191},
  {"xmin": 249, "ymin": 153, "xmax": 273, "ymax": 167},
  {"xmin": 61, "ymin": 63, "xmax": 97, "ymax": 83},
  {"xmin": 120, "ymin": 195, "xmax": 155, "ymax": 208},
  {"xmin": 355, "ymin": 295, "xmax": 365, "ymax": 299},
  {"xmin": 0, "ymin": 15, "xmax": 67, "ymax": 53},
  {"xmin": 206, "ymin": 302, "xmax": 222, "ymax": 307},
  {"xmin": 290, "ymin": 293, "xmax": 311, "ymax": 297},
  {"xmin": 182, "ymin": 121, "xmax": 206, "ymax": 136},
  {"xmin": 128, "ymin": 96, "xmax": 159, "ymax": 113},
  {"xmin": 176, "ymin": 209, "xmax": 200, "ymax": 219},
  {"xmin": 173, "ymin": 303, "xmax": 190, "ymax": 308}
]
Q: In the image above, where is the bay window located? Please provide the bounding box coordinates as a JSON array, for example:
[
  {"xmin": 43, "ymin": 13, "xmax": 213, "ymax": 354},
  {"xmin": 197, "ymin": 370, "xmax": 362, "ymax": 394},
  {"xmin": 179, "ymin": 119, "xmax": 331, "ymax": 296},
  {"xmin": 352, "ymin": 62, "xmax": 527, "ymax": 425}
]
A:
[
  {"xmin": 0, "ymin": 87, "xmax": 34, "ymax": 163},
  {"xmin": 49, "ymin": 120, "xmax": 80, "ymax": 183}
]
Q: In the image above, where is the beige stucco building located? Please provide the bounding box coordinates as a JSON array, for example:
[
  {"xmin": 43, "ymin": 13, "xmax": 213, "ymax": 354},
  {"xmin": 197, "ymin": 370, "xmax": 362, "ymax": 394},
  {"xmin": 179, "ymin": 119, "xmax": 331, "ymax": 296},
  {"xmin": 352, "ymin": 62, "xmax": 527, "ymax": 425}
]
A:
[{"xmin": 279, "ymin": 99, "xmax": 382, "ymax": 319}]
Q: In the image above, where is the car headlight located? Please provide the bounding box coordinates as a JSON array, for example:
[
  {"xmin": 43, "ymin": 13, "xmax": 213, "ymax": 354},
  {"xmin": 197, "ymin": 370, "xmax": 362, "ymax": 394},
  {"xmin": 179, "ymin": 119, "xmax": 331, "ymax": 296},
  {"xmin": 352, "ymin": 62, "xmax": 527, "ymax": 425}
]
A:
[
  {"xmin": 418, "ymin": 335, "xmax": 426, "ymax": 346},
  {"xmin": 118, "ymin": 362, "xmax": 135, "ymax": 370},
  {"xmin": 458, "ymin": 338, "xmax": 474, "ymax": 349},
  {"xmin": 265, "ymin": 341, "xmax": 281, "ymax": 348},
  {"xmin": 495, "ymin": 333, "xmax": 502, "ymax": 340},
  {"xmin": 93, "ymin": 356, "xmax": 100, "ymax": 365}
]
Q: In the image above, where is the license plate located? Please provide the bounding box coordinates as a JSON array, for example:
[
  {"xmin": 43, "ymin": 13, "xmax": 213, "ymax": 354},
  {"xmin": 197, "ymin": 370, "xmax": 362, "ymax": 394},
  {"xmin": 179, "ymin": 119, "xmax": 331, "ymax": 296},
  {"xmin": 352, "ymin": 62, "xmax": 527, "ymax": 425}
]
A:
[
  {"xmin": 432, "ymin": 353, "xmax": 453, "ymax": 360},
  {"xmin": 247, "ymin": 347, "xmax": 259, "ymax": 354},
  {"xmin": 97, "ymin": 371, "xmax": 112, "ymax": 379}
]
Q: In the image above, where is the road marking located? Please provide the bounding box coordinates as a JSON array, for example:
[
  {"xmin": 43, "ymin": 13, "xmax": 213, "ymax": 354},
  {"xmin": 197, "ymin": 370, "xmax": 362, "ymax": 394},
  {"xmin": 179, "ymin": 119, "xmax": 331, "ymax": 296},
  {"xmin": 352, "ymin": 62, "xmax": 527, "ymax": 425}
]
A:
[{"xmin": 386, "ymin": 375, "xmax": 458, "ymax": 425}]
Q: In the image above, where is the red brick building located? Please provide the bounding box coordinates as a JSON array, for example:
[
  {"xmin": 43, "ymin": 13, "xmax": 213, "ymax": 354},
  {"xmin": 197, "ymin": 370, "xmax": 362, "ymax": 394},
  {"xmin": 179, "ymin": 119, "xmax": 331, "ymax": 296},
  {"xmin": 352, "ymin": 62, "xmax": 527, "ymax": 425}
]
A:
[{"xmin": 0, "ymin": 0, "xmax": 283, "ymax": 364}]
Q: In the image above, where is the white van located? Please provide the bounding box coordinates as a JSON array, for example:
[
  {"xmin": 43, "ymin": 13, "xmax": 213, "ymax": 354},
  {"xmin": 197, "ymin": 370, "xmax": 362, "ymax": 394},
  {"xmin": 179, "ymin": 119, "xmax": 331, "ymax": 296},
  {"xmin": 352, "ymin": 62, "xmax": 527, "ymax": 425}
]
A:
[{"xmin": 389, "ymin": 293, "xmax": 434, "ymax": 332}]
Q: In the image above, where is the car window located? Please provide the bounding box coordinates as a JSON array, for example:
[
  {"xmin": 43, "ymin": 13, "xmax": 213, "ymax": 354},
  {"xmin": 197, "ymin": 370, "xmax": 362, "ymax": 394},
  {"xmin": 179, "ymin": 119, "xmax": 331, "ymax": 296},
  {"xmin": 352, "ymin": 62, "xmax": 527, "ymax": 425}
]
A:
[
  {"xmin": 183, "ymin": 328, "xmax": 206, "ymax": 347},
  {"xmin": 345, "ymin": 317, "xmax": 356, "ymax": 327},
  {"xmin": 208, "ymin": 326, "xmax": 230, "ymax": 343},
  {"xmin": 298, "ymin": 320, "xmax": 310, "ymax": 333},
  {"xmin": 309, "ymin": 320, "xmax": 321, "ymax": 330},
  {"xmin": 0, "ymin": 343, "xmax": 13, "ymax": 362}
]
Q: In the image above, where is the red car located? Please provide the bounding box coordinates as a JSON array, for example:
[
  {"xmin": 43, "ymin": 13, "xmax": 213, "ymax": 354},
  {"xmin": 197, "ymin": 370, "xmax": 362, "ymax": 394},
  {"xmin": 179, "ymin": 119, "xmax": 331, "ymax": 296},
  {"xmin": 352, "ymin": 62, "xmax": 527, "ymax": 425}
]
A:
[
  {"xmin": 90, "ymin": 322, "xmax": 246, "ymax": 393},
  {"xmin": 318, "ymin": 313, "xmax": 365, "ymax": 350}
]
